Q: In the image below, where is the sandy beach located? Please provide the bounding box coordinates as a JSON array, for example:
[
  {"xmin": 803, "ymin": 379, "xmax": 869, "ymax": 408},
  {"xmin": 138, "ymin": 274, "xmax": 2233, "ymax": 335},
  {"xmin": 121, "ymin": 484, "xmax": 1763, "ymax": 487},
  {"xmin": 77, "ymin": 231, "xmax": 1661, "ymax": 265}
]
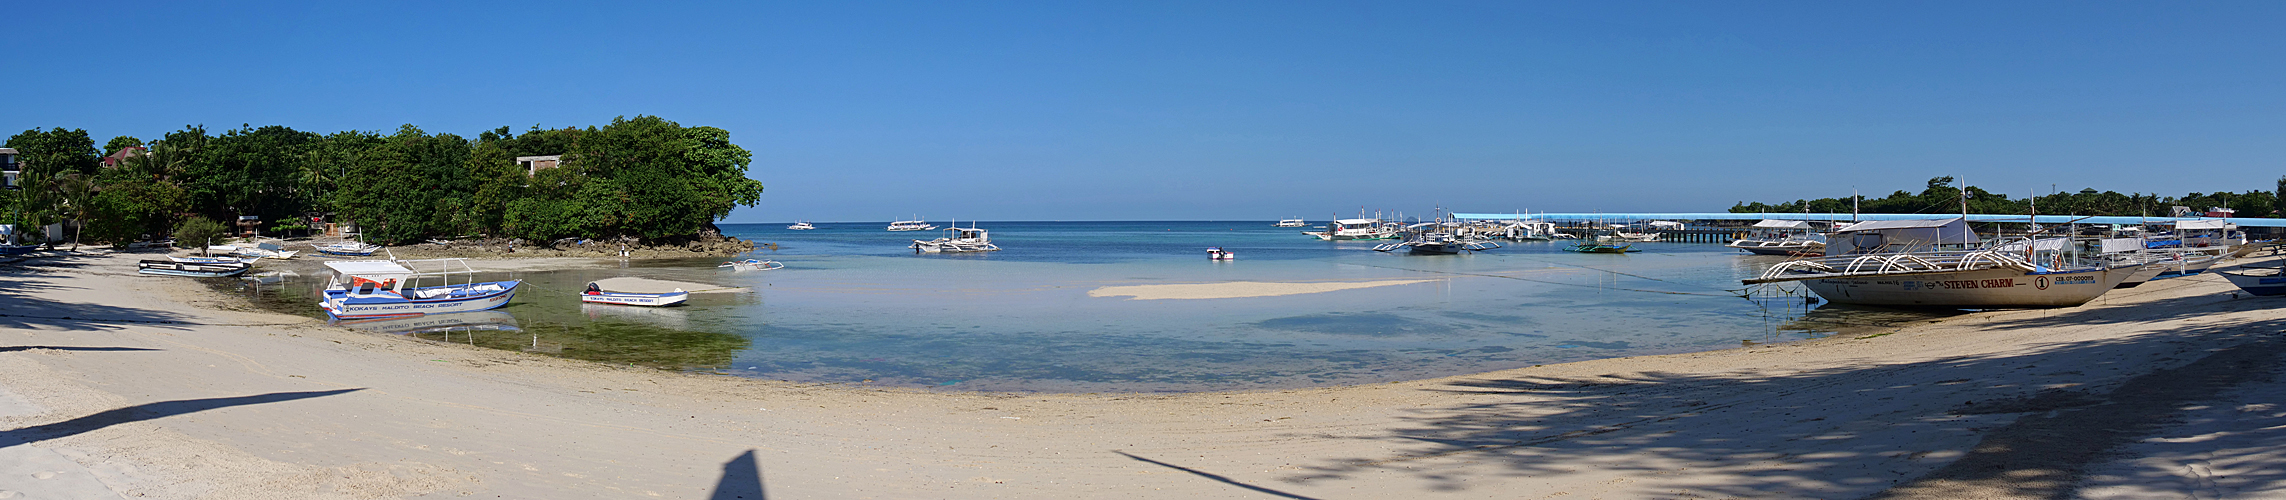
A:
[{"xmin": 3, "ymin": 250, "xmax": 2284, "ymax": 499}]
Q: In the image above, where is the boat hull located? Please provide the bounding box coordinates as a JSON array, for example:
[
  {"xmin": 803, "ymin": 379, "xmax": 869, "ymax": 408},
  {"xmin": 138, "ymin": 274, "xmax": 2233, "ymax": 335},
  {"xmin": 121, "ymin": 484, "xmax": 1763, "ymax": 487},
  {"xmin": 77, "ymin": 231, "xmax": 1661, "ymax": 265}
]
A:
[
  {"xmin": 580, "ymin": 291, "xmax": 690, "ymax": 307},
  {"xmin": 321, "ymin": 281, "xmax": 520, "ymax": 319},
  {"xmin": 1801, "ymin": 266, "xmax": 2131, "ymax": 308},
  {"xmin": 137, "ymin": 260, "xmax": 251, "ymax": 277},
  {"xmin": 1727, "ymin": 240, "xmax": 1825, "ymax": 256},
  {"xmin": 2219, "ymin": 269, "xmax": 2286, "ymax": 296}
]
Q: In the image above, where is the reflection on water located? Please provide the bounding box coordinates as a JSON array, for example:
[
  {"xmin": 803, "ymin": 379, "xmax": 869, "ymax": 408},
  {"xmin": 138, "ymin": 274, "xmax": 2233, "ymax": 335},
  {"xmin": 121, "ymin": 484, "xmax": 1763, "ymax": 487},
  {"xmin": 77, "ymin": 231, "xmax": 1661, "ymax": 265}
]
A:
[
  {"xmin": 335, "ymin": 310, "xmax": 520, "ymax": 334},
  {"xmin": 205, "ymin": 222, "xmax": 1957, "ymax": 392}
]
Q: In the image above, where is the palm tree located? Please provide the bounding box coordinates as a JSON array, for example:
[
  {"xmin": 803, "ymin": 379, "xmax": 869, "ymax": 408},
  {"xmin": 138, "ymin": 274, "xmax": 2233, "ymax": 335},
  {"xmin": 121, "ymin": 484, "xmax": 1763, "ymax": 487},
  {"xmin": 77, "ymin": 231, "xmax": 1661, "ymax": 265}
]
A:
[{"xmin": 48, "ymin": 172, "xmax": 94, "ymax": 251}]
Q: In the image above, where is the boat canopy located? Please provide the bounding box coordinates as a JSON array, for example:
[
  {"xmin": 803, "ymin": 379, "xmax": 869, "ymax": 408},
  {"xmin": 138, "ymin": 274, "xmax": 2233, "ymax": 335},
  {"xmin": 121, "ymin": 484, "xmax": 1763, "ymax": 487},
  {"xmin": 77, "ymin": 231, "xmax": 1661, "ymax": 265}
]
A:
[
  {"xmin": 1752, "ymin": 220, "xmax": 1812, "ymax": 229},
  {"xmin": 1828, "ymin": 218, "xmax": 1979, "ymax": 255},
  {"xmin": 1993, "ymin": 237, "xmax": 2072, "ymax": 253},
  {"xmin": 2099, "ymin": 237, "xmax": 2146, "ymax": 254},
  {"xmin": 2175, "ymin": 220, "xmax": 2233, "ymax": 230},
  {"xmin": 1333, "ymin": 219, "xmax": 1379, "ymax": 225},
  {"xmin": 323, "ymin": 260, "xmax": 415, "ymax": 277}
]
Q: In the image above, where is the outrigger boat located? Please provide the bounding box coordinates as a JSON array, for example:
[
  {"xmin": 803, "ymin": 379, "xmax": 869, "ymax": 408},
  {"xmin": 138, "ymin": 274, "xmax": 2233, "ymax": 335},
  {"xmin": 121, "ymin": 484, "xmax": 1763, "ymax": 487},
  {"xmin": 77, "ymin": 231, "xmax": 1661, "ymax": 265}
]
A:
[
  {"xmin": 580, "ymin": 282, "xmax": 690, "ymax": 307},
  {"xmin": 170, "ymin": 254, "xmax": 258, "ymax": 265},
  {"xmin": 1726, "ymin": 220, "xmax": 1827, "ymax": 256},
  {"xmin": 211, "ymin": 243, "xmax": 300, "ymax": 259},
  {"xmin": 1375, "ymin": 223, "xmax": 1500, "ymax": 255},
  {"xmin": 911, "ymin": 220, "xmax": 1000, "ymax": 253},
  {"xmin": 1206, "ymin": 247, "xmax": 1235, "ymax": 260},
  {"xmin": 1564, "ymin": 241, "xmax": 1639, "ymax": 253},
  {"xmin": 886, "ymin": 217, "xmax": 936, "ymax": 231},
  {"xmin": 718, "ymin": 259, "xmax": 785, "ymax": 271},
  {"xmin": 1303, "ymin": 218, "xmax": 1400, "ymax": 241},
  {"xmin": 137, "ymin": 259, "xmax": 251, "ymax": 277},
  {"xmin": 313, "ymin": 241, "xmax": 383, "ymax": 256},
  {"xmin": 1745, "ymin": 218, "xmax": 2133, "ymax": 308},
  {"xmin": 2220, "ymin": 257, "xmax": 2286, "ymax": 296},
  {"xmin": 317, "ymin": 259, "xmax": 519, "ymax": 320}
]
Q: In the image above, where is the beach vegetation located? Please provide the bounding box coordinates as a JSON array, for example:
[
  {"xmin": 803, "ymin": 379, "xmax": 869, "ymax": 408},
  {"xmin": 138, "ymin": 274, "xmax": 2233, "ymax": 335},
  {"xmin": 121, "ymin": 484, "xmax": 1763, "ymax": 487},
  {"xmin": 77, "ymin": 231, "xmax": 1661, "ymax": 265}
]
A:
[
  {"xmin": 1731, "ymin": 176, "xmax": 2281, "ymax": 217},
  {"xmin": 6, "ymin": 116, "xmax": 764, "ymax": 246},
  {"xmin": 172, "ymin": 216, "xmax": 227, "ymax": 249}
]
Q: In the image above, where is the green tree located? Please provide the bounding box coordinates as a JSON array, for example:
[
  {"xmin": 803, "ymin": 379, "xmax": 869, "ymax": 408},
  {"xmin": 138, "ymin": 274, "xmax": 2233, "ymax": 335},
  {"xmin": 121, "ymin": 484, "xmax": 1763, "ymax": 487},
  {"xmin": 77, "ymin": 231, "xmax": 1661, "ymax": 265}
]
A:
[
  {"xmin": 103, "ymin": 136, "xmax": 143, "ymax": 154},
  {"xmin": 172, "ymin": 216, "xmax": 227, "ymax": 250},
  {"xmin": 5, "ymin": 128, "xmax": 102, "ymax": 177}
]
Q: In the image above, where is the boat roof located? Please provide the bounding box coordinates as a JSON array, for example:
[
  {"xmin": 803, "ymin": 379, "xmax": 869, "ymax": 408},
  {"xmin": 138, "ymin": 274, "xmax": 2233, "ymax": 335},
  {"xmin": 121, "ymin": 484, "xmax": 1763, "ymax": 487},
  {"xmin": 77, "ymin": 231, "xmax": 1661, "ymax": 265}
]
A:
[
  {"xmin": 323, "ymin": 260, "xmax": 414, "ymax": 275},
  {"xmin": 1334, "ymin": 218, "xmax": 1379, "ymax": 224},
  {"xmin": 1752, "ymin": 220, "xmax": 1812, "ymax": 228},
  {"xmin": 2175, "ymin": 220, "xmax": 2232, "ymax": 230},
  {"xmin": 1834, "ymin": 218, "xmax": 1963, "ymax": 232}
]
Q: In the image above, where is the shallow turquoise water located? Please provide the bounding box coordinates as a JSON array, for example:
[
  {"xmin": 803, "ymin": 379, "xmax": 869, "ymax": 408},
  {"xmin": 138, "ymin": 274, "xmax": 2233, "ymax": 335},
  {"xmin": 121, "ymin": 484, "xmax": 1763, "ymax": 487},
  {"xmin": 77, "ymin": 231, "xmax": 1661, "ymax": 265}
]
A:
[{"xmin": 245, "ymin": 221, "xmax": 1902, "ymax": 392}]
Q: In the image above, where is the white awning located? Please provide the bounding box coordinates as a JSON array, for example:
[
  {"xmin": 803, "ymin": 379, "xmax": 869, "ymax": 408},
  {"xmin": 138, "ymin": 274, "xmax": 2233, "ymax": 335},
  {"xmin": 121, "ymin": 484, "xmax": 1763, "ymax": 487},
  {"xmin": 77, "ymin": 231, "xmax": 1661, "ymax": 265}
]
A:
[
  {"xmin": 1835, "ymin": 218, "xmax": 1962, "ymax": 233},
  {"xmin": 323, "ymin": 260, "xmax": 414, "ymax": 276},
  {"xmin": 1333, "ymin": 219, "xmax": 1379, "ymax": 225},
  {"xmin": 2175, "ymin": 220, "xmax": 2231, "ymax": 230},
  {"xmin": 1752, "ymin": 220, "xmax": 1811, "ymax": 229}
]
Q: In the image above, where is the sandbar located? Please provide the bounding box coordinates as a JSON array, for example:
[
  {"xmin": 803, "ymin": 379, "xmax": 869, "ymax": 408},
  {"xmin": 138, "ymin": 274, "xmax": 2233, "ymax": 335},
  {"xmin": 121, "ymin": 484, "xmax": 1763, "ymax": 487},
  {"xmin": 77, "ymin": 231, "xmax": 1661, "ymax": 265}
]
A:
[{"xmin": 1087, "ymin": 279, "xmax": 1436, "ymax": 300}]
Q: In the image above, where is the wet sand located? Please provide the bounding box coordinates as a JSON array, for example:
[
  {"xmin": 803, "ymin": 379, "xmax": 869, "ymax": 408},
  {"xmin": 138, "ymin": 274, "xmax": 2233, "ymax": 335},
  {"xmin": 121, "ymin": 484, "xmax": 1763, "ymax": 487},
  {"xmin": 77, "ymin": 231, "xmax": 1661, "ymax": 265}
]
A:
[{"xmin": 2, "ymin": 250, "xmax": 2283, "ymax": 499}]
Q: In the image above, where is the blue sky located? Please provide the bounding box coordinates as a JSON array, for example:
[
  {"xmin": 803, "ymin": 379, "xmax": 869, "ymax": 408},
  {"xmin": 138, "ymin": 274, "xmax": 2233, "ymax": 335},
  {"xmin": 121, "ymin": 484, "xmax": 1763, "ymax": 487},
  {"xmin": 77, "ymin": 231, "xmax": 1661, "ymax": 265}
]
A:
[{"xmin": 7, "ymin": 2, "xmax": 2282, "ymax": 222}]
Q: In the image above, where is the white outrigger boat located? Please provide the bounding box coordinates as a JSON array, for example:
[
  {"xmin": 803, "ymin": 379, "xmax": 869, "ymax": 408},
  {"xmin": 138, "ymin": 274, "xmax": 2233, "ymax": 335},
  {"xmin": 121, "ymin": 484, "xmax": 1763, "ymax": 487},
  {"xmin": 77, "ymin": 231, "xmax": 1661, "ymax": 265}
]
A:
[
  {"xmin": 886, "ymin": 217, "xmax": 936, "ymax": 231},
  {"xmin": 1375, "ymin": 222, "xmax": 1501, "ymax": 255},
  {"xmin": 787, "ymin": 221, "xmax": 817, "ymax": 230},
  {"xmin": 1302, "ymin": 218, "xmax": 1400, "ymax": 241},
  {"xmin": 1744, "ymin": 218, "xmax": 2133, "ymax": 307},
  {"xmin": 1500, "ymin": 221, "xmax": 1569, "ymax": 241},
  {"xmin": 580, "ymin": 282, "xmax": 690, "ymax": 307},
  {"xmin": 313, "ymin": 241, "xmax": 383, "ymax": 256},
  {"xmin": 719, "ymin": 259, "xmax": 785, "ymax": 271},
  {"xmin": 1273, "ymin": 218, "xmax": 1306, "ymax": 228},
  {"xmin": 1726, "ymin": 220, "xmax": 1827, "ymax": 256},
  {"xmin": 212, "ymin": 242, "xmax": 300, "ymax": 259},
  {"xmin": 138, "ymin": 259, "xmax": 252, "ymax": 277},
  {"xmin": 170, "ymin": 254, "xmax": 258, "ymax": 265},
  {"xmin": 317, "ymin": 259, "xmax": 520, "ymax": 320},
  {"xmin": 911, "ymin": 221, "xmax": 1000, "ymax": 253}
]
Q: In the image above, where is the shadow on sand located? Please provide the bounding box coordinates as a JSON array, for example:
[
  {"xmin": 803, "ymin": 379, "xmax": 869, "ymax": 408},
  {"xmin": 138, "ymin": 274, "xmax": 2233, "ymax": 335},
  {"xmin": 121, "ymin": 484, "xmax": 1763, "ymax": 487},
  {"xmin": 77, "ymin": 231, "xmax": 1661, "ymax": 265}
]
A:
[
  {"xmin": 0, "ymin": 253, "xmax": 200, "ymax": 331},
  {"xmin": 709, "ymin": 449, "xmax": 767, "ymax": 500},
  {"xmin": 0, "ymin": 389, "xmax": 362, "ymax": 448},
  {"xmin": 1269, "ymin": 281, "xmax": 2286, "ymax": 498}
]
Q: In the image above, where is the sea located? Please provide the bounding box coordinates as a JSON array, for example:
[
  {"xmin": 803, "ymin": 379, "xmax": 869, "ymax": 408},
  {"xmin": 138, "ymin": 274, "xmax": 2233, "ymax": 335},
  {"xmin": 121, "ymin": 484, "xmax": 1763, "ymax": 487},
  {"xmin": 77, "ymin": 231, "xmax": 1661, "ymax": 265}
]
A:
[{"xmin": 228, "ymin": 221, "xmax": 1941, "ymax": 392}]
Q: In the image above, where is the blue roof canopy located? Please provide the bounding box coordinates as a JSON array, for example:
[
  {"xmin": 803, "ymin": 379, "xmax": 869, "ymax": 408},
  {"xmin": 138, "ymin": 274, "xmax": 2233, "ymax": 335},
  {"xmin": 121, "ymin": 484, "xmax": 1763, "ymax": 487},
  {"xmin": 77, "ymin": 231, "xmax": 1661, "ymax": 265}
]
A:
[{"xmin": 1449, "ymin": 212, "xmax": 2286, "ymax": 227}]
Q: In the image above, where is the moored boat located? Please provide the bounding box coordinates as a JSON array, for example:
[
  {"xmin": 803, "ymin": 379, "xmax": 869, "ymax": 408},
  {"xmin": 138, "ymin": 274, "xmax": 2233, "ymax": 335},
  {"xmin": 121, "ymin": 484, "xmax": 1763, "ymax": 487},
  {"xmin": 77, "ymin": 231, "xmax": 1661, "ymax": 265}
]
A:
[
  {"xmin": 137, "ymin": 259, "xmax": 252, "ymax": 277},
  {"xmin": 911, "ymin": 223, "xmax": 1000, "ymax": 253},
  {"xmin": 580, "ymin": 282, "xmax": 690, "ymax": 307},
  {"xmin": 787, "ymin": 222, "xmax": 817, "ymax": 230},
  {"xmin": 313, "ymin": 241, "xmax": 383, "ymax": 256},
  {"xmin": 1302, "ymin": 218, "xmax": 1400, "ymax": 241},
  {"xmin": 170, "ymin": 254, "xmax": 259, "ymax": 265},
  {"xmin": 2219, "ymin": 264, "xmax": 2286, "ymax": 296},
  {"xmin": 317, "ymin": 259, "xmax": 519, "ymax": 320},
  {"xmin": 1726, "ymin": 220, "xmax": 1827, "ymax": 256},
  {"xmin": 1206, "ymin": 247, "xmax": 1235, "ymax": 260},
  {"xmin": 1563, "ymin": 242, "xmax": 1639, "ymax": 253},
  {"xmin": 719, "ymin": 259, "xmax": 785, "ymax": 271},
  {"xmin": 1273, "ymin": 218, "xmax": 1306, "ymax": 228},
  {"xmin": 886, "ymin": 218, "xmax": 935, "ymax": 231}
]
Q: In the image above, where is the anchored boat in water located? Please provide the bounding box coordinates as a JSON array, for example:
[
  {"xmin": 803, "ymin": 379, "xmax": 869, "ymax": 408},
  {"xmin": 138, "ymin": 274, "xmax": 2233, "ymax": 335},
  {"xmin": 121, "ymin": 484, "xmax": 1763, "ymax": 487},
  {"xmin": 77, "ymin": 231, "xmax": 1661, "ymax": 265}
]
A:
[
  {"xmin": 1273, "ymin": 218, "xmax": 1306, "ymax": 228},
  {"xmin": 1726, "ymin": 220, "xmax": 1827, "ymax": 256},
  {"xmin": 1745, "ymin": 218, "xmax": 2135, "ymax": 307},
  {"xmin": 911, "ymin": 220, "xmax": 1001, "ymax": 253},
  {"xmin": 580, "ymin": 282, "xmax": 690, "ymax": 307},
  {"xmin": 317, "ymin": 259, "xmax": 519, "ymax": 320},
  {"xmin": 886, "ymin": 217, "xmax": 936, "ymax": 231}
]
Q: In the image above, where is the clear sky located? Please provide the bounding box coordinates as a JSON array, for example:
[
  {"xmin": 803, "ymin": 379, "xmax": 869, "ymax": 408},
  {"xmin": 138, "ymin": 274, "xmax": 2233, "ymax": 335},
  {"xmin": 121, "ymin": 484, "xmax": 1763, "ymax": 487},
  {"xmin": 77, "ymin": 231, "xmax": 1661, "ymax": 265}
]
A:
[{"xmin": 7, "ymin": 2, "xmax": 2283, "ymax": 222}]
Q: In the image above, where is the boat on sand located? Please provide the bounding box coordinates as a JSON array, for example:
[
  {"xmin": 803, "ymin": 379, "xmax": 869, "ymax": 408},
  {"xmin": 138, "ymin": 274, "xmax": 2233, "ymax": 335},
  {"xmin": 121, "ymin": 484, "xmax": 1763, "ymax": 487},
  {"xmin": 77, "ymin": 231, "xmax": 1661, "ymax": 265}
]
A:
[{"xmin": 580, "ymin": 282, "xmax": 690, "ymax": 307}]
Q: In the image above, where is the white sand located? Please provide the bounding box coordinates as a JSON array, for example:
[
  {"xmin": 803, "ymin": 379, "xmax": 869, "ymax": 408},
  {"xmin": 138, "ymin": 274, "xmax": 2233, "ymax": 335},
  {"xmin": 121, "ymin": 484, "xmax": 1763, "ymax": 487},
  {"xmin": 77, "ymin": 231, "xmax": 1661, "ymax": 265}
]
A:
[
  {"xmin": 2, "ymin": 251, "xmax": 2283, "ymax": 499},
  {"xmin": 1087, "ymin": 279, "xmax": 1437, "ymax": 300}
]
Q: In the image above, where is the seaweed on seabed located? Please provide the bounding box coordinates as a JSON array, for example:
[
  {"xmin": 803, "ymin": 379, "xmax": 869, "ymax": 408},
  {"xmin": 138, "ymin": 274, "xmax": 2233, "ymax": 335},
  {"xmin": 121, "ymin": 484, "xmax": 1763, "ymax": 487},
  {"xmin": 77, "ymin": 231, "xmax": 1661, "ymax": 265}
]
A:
[{"xmin": 438, "ymin": 319, "xmax": 750, "ymax": 371}]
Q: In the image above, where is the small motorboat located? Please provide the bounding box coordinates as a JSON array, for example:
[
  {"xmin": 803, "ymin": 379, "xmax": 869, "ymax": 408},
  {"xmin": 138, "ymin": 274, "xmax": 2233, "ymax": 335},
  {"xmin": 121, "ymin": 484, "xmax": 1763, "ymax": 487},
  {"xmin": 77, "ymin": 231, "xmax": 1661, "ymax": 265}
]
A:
[
  {"xmin": 580, "ymin": 282, "xmax": 690, "ymax": 307},
  {"xmin": 317, "ymin": 259, "xmax": 519, "ymax": 320},
  {"xmin": 137, "ymin": 259, "xmax": 252, "ymax": 277},
  {"xmin": 1273, "ymin": 218, "xmax": 1306, "ymax": 228},
  {"xmin": 719, "ymin": 259, "xmax": 785, "ymax": 271},
  {"xmin": 1207, "ymin": 247, "xmax": 1235, "ymax": 260},
  {"xmin": 787, "ymin": 222, "xmax": 817, "ymax": 230}
]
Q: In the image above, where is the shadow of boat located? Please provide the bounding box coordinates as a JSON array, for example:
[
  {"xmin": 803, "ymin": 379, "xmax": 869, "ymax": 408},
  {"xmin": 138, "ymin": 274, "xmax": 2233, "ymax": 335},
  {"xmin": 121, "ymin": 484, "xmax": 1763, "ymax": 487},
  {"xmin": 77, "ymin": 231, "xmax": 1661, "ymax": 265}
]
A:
[{"xmin": 330, "ymin": 310, "xmax": 522, "ymax": 335}]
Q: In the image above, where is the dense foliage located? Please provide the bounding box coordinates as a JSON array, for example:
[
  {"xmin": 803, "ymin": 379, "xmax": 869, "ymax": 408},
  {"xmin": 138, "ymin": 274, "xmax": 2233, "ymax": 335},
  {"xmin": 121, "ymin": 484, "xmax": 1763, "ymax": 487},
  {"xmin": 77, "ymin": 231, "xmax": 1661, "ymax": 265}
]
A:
[
  {"xmin": 3, "ymin": 116, "xmax": 764, "ymax": 246},
  {"xmin": 1730, "ymin": 177, "xmax": 2280, "ymax": 218}
]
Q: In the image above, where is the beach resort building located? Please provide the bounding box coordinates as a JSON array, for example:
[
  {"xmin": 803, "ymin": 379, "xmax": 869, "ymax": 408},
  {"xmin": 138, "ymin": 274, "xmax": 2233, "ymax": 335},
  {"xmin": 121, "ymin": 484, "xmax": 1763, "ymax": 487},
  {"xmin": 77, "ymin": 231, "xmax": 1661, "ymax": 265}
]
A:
[{"xmin": 516, "ymin": 155, "xmax": 563, "ymax": 176}]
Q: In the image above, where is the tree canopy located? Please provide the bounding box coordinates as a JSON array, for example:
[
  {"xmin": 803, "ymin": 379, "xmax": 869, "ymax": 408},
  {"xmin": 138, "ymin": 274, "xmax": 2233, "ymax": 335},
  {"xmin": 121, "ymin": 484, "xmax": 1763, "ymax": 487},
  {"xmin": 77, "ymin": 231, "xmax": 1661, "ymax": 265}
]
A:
[
  {"xmin": 1730, "ymin": 177, "xmax": 2278, "ymax": 218},
  {"xmin": 2, "ymin": 116, "xmax": 765, "ymax": 247}
]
